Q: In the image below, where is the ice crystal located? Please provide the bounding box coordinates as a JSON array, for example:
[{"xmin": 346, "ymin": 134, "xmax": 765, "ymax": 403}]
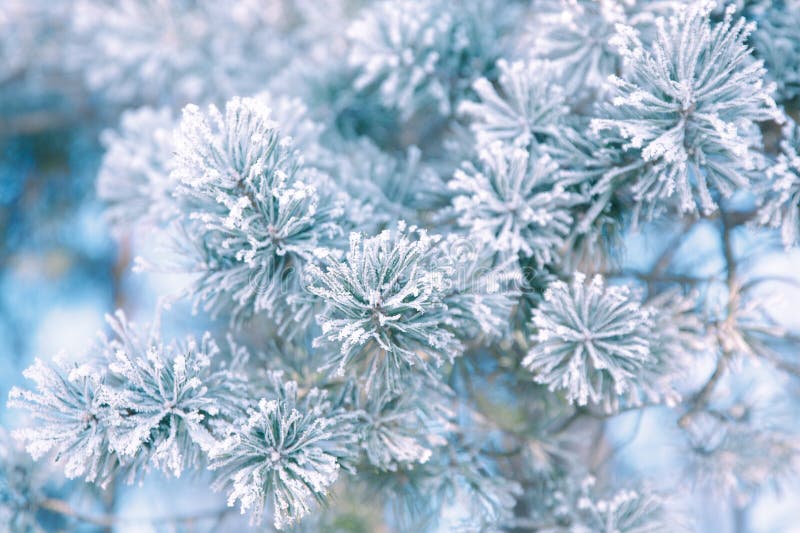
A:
[
  {"xmin": 757, "ymin": 118, "xmax": 800, "ymax": 247},
  {"xmin": 450, "ymin": 142, "xmax": 582, "ymax": 267},
  {"xmin": 209, "ymin": 371, "xmax": 358, "ymax": 529},
  {"xmin": 97, "ymin": 106, "xmax": 177, "ymax": 234},
  {"xmin": 170, "ymin": 96, "xmax": 349, "ymax": 324},
  {"xmin": 523, "ymin": 274, "xmax": 654, "ymax": 409},
  {"xmin": 347, "ymin": 0, "xmax": 502, "ymax": 119},
  {"xmin": 459, "ymin": 59, "xmax": 568, "ymax": 148},
  {"xmin": 307, "ymin": 226, "xmax": 461, "ymax": 393},
  {"xmin": 592, "ymin": 2, "xmax": 779, "ymax": 219}
]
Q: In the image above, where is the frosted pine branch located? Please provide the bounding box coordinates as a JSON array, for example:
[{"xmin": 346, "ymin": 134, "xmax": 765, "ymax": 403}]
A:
[
  {"xmin": 307, "ymin": 225, "xmax": 461, "ymax": 394},
  {"xmin": 523, "ymin": 273, "xmax": 655, "ymax": 411},
  {"xmin": 9, "ymin": 312, "xmax": 248, "ymax": 486},
  {"xmin": 169, "ymin": 96, "xmax": 350, "ymax": 325},
  {"xmin": 449, "ymin": 142, "xmax": 582, "ymax": 267},
  {"xmin": 208, "ymin": 371, "xmax": 358, "ymax": 529},
  {"xmin": 757, "ymin": 118, "xmax": 800, "ymax": 247},
  {"xmin": 460, "ymin": 59, "xmax": 568, "ymax": 148},
  {"xmin": 592, "ymin": 2, "xmax": 780, "ymax": 219},
  {"xmin": 5, "ymin": 0, "xmax": 800, "ymax": 530}
]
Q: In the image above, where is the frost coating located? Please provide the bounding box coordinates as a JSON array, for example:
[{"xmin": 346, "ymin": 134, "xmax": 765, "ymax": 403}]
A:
[
  {"xmin": 70, "ymin": 0, "xmax": 291, "ymax": 105},
  {"xmin": 523, "ymin": 273, "xmax": 653, "ymax": 409},
  {"xmin": 434, "ymin": 234, "xmax": 521, "ymax": 341},
  {"xmin": 8, "ymin": 357, "xmax": 116, "ymax": 485},
  {"xmin": 358, "ymin": 382, "xmax": 452, "ymax": 472},
  {"xmin": 347, "ymin": 0, "xmax": 501, "ymax": 118},
  {"xmin": 97, "ymin": 106, "xmax": 177, "ymax": 234},
  {"xmin": 450, "ymin": 142, "xmax": 582, "ymax": 267},
  {"xmin": 460, "ymin": 59, "xmax": 567, "ymax": 148},
  {"xmin": 551, "ymin": 476, "xmax": 671, "ymax": 533},
  {"xmin": 209, "ymin": 372, "xmax": 358, "ymax": 529},
  {"xmin": 170, "ymin": 96, "xmax": 349, "ymax": 324},
  {"xmin": 757, "ymin": 118, "xmax": 800, "ymax": 248},
  {"xmin": 0, "ymin": 430, "xmax": 51, "ymax": 532},
  {"xmin": 526, "ymin": 0, "xmax": 678, "ymax": 96},
  {"xmin": 307, "ymin": 226, "xmax": 461, "ymax": 393},
  {"xmin": 8, "ymin": 312, "xmax": 247, "ymax": 486},
  {"xmin": 752, "ymin": 1, "xmax": 800, "ymax": 103},
  {"xmin": 99, "ymin": 313, "xmax": 246, "ymax": 479},
  {"xmin": 592, "ymin": 2, "xmax": 779, "ymax": 219}
]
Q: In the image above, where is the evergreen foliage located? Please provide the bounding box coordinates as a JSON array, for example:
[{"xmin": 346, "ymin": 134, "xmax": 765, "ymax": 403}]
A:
[
  {"xmin": 5, "ymin": 1, "xmax": 800, "ymax": 531},
  {"xmin": 592, "ymin": 1, "xmax": 780, "ymax": 219},
  {"xmin": 209, "ymin": 372, "xmax": 358, "ymax": 529}
]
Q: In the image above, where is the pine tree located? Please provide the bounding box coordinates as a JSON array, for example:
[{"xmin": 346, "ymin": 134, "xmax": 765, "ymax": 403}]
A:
[{"xmin": 4, "ymin": 1, "xmax": 800, "ymax": 531}]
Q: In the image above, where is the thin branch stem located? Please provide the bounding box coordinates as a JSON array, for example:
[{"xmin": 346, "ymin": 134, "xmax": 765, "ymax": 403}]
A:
[
  {"xmin": 679, "ymin": 209, "xmax": 740, "ymax": 426},
  {"xmin": 678, "ymin": 354, "xmax": 728, "ymax": 428},
  {"xmin": 650, "ymin": 217, "xmax": 698, "ymax": 278}
]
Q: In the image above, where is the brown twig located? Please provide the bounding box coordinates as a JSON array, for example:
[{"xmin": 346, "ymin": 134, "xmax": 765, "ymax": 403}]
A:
[{"xmin": 678, "ymin": 209, "xmax": 740, "ymax": 427}]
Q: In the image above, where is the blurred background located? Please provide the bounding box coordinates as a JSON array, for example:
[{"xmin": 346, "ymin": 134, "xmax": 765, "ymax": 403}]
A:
[{"xmin": 0, "ymin": 1, "xmax": 299, "ymax": 530}]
